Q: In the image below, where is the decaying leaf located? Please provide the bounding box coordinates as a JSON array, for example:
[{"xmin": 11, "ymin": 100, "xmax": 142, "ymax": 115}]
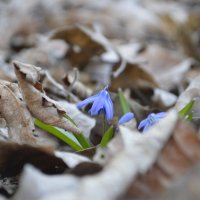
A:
[
  {"xmin": 175, "ymin": 75, "xmax": 200, "ymax": 111},
  {"xmin": 62, "ymin": 71, "xmax": 92, "ymax": 100},
  {"xmin": 137, "ymin": 45, "xmax": 192, "ymax": 90},
  {"xmin": 123, "ymin": 119, "xmax": 200, "ymax": 199},
  {"xmin": 50, "ymin": 25, "xmax": 106, "ymax": 67},
  {"xmin": 111, "ymin": 62, "xmax": 158, "ymax": 91},
  {"xmin": 0, "ymin": 81, "xmax": 36, "ymax": 145},
  {"xmin": 155, "ymin": 163, "xmax": 200, "ymax": 200},
  {"xmin": 13, "ymin": 61, "xmax": 81, "ymax": 134},
  {"xmin": 12, "ymin": 38, "xmax": 68, "ymax": 68},
  {"xmin": 55, "ymin": 151, "xmax": 91, "ymax": 168},
  {"xmin": 0, "ymin": 141, "xmax": 68, "ymax": 177}
]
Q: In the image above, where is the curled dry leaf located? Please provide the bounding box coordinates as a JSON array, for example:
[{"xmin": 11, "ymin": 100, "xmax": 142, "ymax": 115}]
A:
[
  {"xmin": 50, "ymin": 25, "xmax": 106, "ymax": 67},
  {"xmin": 13, "ymin": 61, "xmax": 81, "ymax": 134},
  {"xmin": 123, "ymin": 119, "xmax": 200, "ymax": 199},
  {"xmin": 63, "ymin": 71, "xmax": 92, "ymax": 100},
  {"xmin": 12, "ymin": 38, "xmax": 68, "ymax": 68},
  {"xmin": 55, "ymin": 151, "xmax": 91, "ymax": 168},
  {"xmin": 137, "ymin": 45, "xmax": 192, "ymax": 90},
  {"xmin": 0, "ymin": 81, "xmax": 36, "ymax": 145},
  {"xmin": 175, "ymin": 75, "xmax": 200, "ymax": 111},
  {"xmin": 111, "ymin": 62, "xmax": 158, "ymax": 91}
]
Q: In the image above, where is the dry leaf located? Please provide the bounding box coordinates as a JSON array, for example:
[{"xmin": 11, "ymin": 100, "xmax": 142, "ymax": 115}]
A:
[
  {"xmin": 111, "ymin": 62, "xmax": 158, "ymax": 91},
  {"xmin": 63, "ymin": 71, "xmax": 92, "ymax": 100},
  {"xmin": 175, "ymin": 75, "xmax": 200, "ymax": 111},
  {"xmin": 123, "ymin": 120, "xmax": 200, "ymax": 199},
  {"xmin": 50, "ymin": 25, "xmax": 106, "ymax": 67},
  {"xmin": 0, "ymin": 81, "xmax": 36, "ymax": 145},
  {"xmin": 137, "ymin": 45, "xmax": 192, "ymax": 90},
  {"xmin": 155, "ymin": 163, "xmax": 200, "ymax": 200},
  {"xmin": 55, "ymin": 151, "xmax": 91, "ymax": 168},
  {"xmin": 12, "ymin": 38, "xmax": 68, "ymax": 68},
  {"xmin": 13, "ymin": 61, "xmax": 81, "ymax": 134},
  {"xmin": 0, "ymin": 141, "xmax": 68, "ymax": 178}
]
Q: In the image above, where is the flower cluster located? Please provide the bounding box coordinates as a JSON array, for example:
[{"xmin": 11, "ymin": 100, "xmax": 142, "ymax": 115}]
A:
[
  {"xmin": 77, "ymin": 86, "xmax": 114, "ymax": 121},
  {"xmin": 77, "ymin": 86, "xmax": 166, "ymax": 131}
]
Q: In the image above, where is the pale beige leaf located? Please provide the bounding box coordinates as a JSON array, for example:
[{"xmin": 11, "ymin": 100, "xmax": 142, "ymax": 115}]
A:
[
  {"xmin": 0, "ymin": 81, "xmax": 36, "ymax": 144},
  {"xmin": 175, "ymin": 75, "xmax": 200, "ymax": 111}
]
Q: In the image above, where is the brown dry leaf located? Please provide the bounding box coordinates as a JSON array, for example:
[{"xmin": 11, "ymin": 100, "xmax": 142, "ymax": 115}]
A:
[
  {"xmin": 12, "ymin": 38, "xmax": 68, "ymax": 69},
  {"xmin": 161, "ymin": 15, "xmax": 200, "ymax": 61},
  {"xmin": 155, "ymin": 163, "xmax": 200, "ymax": 200},
  {"xmin": 123, "ymin": 119, "xmax": 200, "ymax": 199},
  {"xmin": 0, "ymin": 81, "xmax": 36, "ymax": 145},
  {"xmin": 62, "ymin": 71, "xmax": 92, "ymax": 100},
  {"xmin": 13, "ymin": 61, "xmax": 81, "ymax": 134},
  {"xmin": 111, "ymin": 62, "xmax": 158, "ymax": 91},
  {"xmin": 50, "ymin": 25, "xmax": 106, "ymax": 67},
  {"xmin": 0, "ymin": 141, "xmax": 68, "ymax": 177}
]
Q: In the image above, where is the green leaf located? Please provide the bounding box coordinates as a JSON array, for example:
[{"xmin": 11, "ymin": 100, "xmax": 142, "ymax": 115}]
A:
[
  {"xmin": 100, "ymin": 126, "xmax": 114, "ymax": 147},
  {"xmin": 178, "ymin": 100, "xmax": 195, "ymax": 120},
  {"xmin": 63, "ymin": 114, "xmax": 77, "ymax": 126},
  {"xmin": 74, "ymin": 133, "xmax": 91, "ymax": 149},
  {"xmin": 186, "ymin": 112, "xmax": 193, "ymax": 122},
  {"xmin": 34, "ymin": 119, "xmax": 83, "ymax": 151},
  {"xmin": 63, "ymin": 114, "xmax": 91, "ymax": 148},
  {"xmin": 118, "ymin": 89, "xmax": 131, "ymax": 114}
]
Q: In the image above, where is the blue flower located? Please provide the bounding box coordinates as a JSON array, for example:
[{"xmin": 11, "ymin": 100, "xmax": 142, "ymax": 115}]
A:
[
  {"xmin": 138, "ymin": 112, "xmax": 166, "ymax": 132},
  {"xmin": 118, "ymin": 112, "xmax": 134, "ymax": 125},
  {"xmin": 76, "ymin": 86, "xmax": 114, "ymax": 121}
]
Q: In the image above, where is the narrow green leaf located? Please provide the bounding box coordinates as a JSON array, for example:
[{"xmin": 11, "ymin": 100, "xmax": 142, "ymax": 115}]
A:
[
  {"xmin": 34, "ymin": 119, "xmax": 83, "ymax": 151},
  {"xmin": 118, "ymin": 89, "xmax": 131, "ymax": 114},
  {"xmin": 63, "ymin": 114, "xmax": 77, "ymax": 126},
  {"xmin": 100, "ymin": 126, "xmax": 114, "ymax": 147},
  {"xmin": 178, "ymin": 100, "xmax": 195, "ymax": 119},
  {"xmin": 186, "ymin": 112, "xmax": 193, "ymax": 122},
  {"xmin": 63, "ymin": 114, "xmax": 91, "ymax": 148},
  {"xmin": 74, "ymin": 133, "xmax": 91, "ymax": 149}
]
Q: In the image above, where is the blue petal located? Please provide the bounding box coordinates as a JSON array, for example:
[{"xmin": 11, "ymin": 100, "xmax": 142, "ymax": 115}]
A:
[
  {"xmin": 104, "ymin": 94, "xmax": 114, "ymax": 120},
  {"xmin": 138, "ymin": 118, "xmax": 148, "ymax": 129},
  {"xmin": 89, "ymin": 91, "xmax": 106, "ymax": 116},
  {"xmin": 118, "ymin": 112, "xmax": 134, "ymax": 125},
  {"xmin": 143, "ymin": 123, "xmax": 151, "ymax": 132},
  {"xmin": 155, "ymin": 112, "xmax": 167, "ymax": 119},
  {"xmin": 76, "ymin": 94, "xmax": 99, "ymax": 109}
]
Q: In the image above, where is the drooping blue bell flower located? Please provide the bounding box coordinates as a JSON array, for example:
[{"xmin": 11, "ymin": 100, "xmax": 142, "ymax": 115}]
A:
[
  {"xmin": 77, "ymin": 85, "xmax": 114, "ymax": 121},
  {"xmin": 118, "ymin": 112, "xmax": 134, "ymax": 125},
  {"xmin": 138, "ymin": 112, "xmax": 166, "ymax": 132}
]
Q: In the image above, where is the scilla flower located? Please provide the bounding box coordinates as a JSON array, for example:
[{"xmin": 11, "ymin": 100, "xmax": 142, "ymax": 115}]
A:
[
  {"xmin": 138, "ymin": 112, "xmax": 166, "ymax": 132},
  {"xmin": 118, "ymin": 112, "xmax": 134, "ymax": 125},
  {"xmin": 77, "ymin": 86, "xmax": 114, "ymax": 121}
]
